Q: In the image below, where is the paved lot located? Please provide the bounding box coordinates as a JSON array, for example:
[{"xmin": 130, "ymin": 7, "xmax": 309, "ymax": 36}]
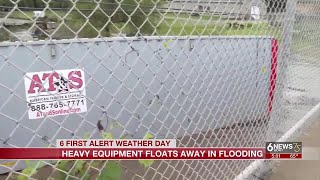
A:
[{"xmin": 270, "ymin": 120, "xmax": 320, "ymax": 180}]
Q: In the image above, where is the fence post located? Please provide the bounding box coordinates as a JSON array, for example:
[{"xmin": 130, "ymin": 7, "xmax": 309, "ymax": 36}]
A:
[
  {"xmin": 267, "ymin": 0, "xmax": 297, "ymax": 142},
  {"xmin": 235, "ymin": 1, "xmax": 298, "ymax": 180}
]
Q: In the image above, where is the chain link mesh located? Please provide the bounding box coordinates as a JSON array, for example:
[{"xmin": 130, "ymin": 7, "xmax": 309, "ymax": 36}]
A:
[{"xmin": 0, "ymin": 0, "xmax": 319, "ymax": 179}]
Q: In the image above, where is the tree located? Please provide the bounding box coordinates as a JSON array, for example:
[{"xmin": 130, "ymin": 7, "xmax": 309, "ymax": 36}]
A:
[
  {"xmin": 264, "ymin": 0, "xmax": 287, "ymax": 13},
  {"xmin": 264, "ymin": 0, "xmax": 287, "ymax": 27},
  {"xmin": 0, "ymin": 0, "xmax": 13, "ymax": 7},
  {"xmin": 75, "ymin": 0, "xmax": 163, "ymax": 37}
]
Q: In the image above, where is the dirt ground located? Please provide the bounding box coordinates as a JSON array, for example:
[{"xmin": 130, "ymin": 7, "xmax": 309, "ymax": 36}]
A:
[{"xmin": 269, "ymin": 120, "xmax": 320, "ymax": 180}]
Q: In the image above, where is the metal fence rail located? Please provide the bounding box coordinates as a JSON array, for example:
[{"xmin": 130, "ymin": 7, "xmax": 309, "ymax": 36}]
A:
[{"xmin": 0, "ymin": 0, "xmax": 319, "ymax": 179}]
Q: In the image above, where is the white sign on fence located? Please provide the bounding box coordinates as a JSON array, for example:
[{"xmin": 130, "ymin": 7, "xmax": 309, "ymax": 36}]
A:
[{"xmin": 24, "ymin": 69, "xmax": 87, "ymax": 119}]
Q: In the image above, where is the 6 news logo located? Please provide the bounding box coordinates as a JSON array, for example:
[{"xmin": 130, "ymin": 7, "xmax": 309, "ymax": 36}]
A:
[{"xmin": 266, "ymin": 142, "xmax": 302, "ymax": 153}]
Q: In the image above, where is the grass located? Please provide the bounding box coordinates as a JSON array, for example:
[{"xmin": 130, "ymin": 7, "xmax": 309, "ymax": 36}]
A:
[
  {"xmin": 157, "ymin": 18, "xmax": 280, "ymax": 37},
  {"xmin": 0, "ymin": 10, "xmax": 281, "ymax": 40}
]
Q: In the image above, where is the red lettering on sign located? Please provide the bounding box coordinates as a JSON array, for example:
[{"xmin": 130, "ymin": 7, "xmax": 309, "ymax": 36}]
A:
[
  {"xmin": 27, "ymin": 70, "xmax": 84, "ymax": 94},
  {"xmin": 28, "ymin": 74, "xmax": 44, "ymax": 94},
  {"xmin": 42, "ymin": 72, "xmax": 59, "ymax": 91},
  {"xmin": 68, "ymin": 71, "xmax": 83, "ymax": 89}
]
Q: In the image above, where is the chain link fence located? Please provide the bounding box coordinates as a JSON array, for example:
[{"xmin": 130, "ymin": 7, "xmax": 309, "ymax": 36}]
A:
[{"xmin": 0, "ymin": 0, "xmax": 319, "ymax": 179}]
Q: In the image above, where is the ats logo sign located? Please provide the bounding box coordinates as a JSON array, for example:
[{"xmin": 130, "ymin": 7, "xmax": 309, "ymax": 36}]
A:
[
  {"xmin": 27, "ymin": 70, "xmax": 83, "ymax": 94},
  {"xmin": 24, "ymin": 69, "xmax": 87, "ymax": 119}
]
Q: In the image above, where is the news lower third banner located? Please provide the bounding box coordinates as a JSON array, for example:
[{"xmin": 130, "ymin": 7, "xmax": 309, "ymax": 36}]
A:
[{"xmin": 0, "ymin": 140, "xmax": 303, "ymax": 160}]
